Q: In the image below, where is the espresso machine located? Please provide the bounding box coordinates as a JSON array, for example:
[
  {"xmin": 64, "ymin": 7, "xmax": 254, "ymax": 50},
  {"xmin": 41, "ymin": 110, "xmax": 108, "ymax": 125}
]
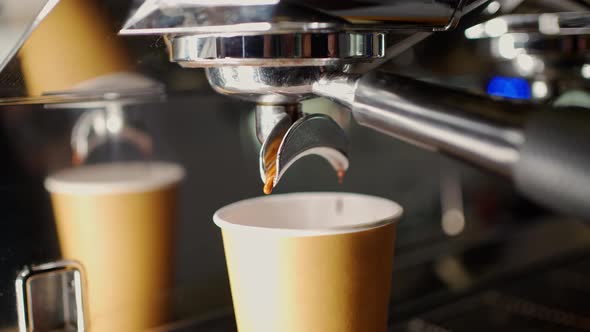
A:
[
  {"xmin": 120, "ymin": 0, "xmax": 590, "ymax": 218},
  {"xmin": 0, "ymin": 0, "xmax": 590, "ymax": 331}
]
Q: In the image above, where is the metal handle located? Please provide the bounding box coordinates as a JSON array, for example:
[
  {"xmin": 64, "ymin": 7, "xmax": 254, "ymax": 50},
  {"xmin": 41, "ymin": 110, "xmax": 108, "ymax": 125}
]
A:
[
  {"xmin": 514, "ymin": 108, "xmax": 590, "ymax": 218},
  {"xmin": 314, "ymin": 70, "xmax": 590, "ymax": 218},
  {"xmin": 16, "ymin": 260, "xmax": 87, "ymax": 332},
  {"xmin": 351, "ymin": 71, "xmax": 530, "ymax": 177}
]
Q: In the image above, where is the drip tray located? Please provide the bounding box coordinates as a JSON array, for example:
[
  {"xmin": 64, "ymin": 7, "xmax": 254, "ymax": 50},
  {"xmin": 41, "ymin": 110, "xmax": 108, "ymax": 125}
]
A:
[{"xmin": 392, "ymin": 258, "xmax": 590, "ymax": 332}]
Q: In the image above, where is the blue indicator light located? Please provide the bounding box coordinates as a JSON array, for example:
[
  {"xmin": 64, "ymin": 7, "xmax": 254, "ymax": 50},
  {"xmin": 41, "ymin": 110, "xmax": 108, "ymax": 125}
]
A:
[{"xmin": 486, "ymin": 76, "xmax": 531, "ymax": 100}]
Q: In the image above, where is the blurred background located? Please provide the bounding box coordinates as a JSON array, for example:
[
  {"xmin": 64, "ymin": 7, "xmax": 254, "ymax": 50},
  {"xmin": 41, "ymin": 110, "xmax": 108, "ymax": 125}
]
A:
[{"xmin": 0, "ymin": 0, "xmax": 589, "ymax": 331}]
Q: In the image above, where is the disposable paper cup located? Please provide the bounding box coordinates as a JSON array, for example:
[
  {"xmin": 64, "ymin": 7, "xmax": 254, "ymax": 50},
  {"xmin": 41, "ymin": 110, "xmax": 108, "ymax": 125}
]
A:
[
  {"xmin": 214, "ymin": 192, "xmax": 403, "ymax": 332},
  {"xmin": 45, "ymin": 161, "xmax": 184, "ymax": 331}
]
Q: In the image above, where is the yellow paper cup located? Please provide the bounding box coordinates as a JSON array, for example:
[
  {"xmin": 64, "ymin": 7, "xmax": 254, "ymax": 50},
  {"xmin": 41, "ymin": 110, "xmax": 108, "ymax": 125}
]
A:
[
  {"xmin": 45, "ymin": 162, "xmax": 184, "ymax": 331},
  {"xmin": 214, "ymin": 192, "xmax": 403, "ymax": 332}
]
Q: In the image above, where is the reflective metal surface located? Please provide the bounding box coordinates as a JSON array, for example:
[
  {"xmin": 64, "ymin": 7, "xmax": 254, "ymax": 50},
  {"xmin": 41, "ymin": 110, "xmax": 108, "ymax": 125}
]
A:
[
  {"xmin": 0, "ymin": 0, "xmax": 60, "ymax": 72},
  {"xmin": 119, "ymin": 0, "xmax": 465, "ymax": 36},
  {"xmin": 337, "ymin": 71, "xmax": 528, "ymax": 176},
  {"xmin": 257, "ymin": 107, "xmax": 349, "ymax": 190},
  {"xmin": 120, "ymin": 0, "xmax": 347, "ymax": 36},
  {"xmin": 308, "ymin": 68, "xmax": 530, "ymax": 177},
  {"xmin": 67, "ymin": 102, "xmax": 154, "ymax": 165},
  {"xmin": 40, "ymin": 73, "xmax": 164, "ymax": 165},
  {"xmin": 465, "ymin": 12, "xmax": 590, "ymax": 38},
  {"xmin": 16, "ymin": 260, "xmax": 87, "ymax": 332},
  {"xmin": 459, "ymin": 10, "xmax": 590, "ymax": 94},
  {"xmin": 255, "ymin": 104, "xmax": 300, "ymax": 144},
  {"xmin": 169, "ymin": 32, "xmax": 385, "ymax": 67},
  {"xmin": 205, "ymin": 66, "xmax": 330, "ymax": 104},
  {"xmin": 274, "ymin": 113, "xmax": 349, "ymax": 184}
]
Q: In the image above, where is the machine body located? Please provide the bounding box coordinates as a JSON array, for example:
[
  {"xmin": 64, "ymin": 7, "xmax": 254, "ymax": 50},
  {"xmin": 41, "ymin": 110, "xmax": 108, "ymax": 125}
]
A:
[{"xmin": 118, "ymin": 0, "xmax": 590, "ymax": 217}]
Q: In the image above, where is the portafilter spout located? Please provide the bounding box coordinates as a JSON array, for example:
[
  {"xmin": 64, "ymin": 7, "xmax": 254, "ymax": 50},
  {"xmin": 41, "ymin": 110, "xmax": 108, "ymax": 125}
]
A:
[
  {"xmin": 118, "ymin": 0, "xmax": 469, "ymax": 192},
  {"xmin": 254, "ymin": 103, "xmax": 348, "ymax": 194},
  {"xmin": 258, "ymin": 107, "xmax": 348, "ymax": 194}
]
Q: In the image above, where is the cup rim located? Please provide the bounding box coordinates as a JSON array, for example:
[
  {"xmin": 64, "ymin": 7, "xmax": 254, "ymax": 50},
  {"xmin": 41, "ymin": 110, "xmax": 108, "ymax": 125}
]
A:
[
  {"xmin": 213, "ymin": 192, "xmax": 403, "ymax": 237},
  {"xmin": 44, "ymin": 161, "xmax": 185, "ymax": 195}
]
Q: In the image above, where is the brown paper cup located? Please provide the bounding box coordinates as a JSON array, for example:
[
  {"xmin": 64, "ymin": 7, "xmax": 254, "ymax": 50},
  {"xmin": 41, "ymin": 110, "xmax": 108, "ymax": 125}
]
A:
[
  {"xmin": 214, "ymin": 192, "xmax": 403, "ymax": 332},
  {"xmin": 45, "ymin": 162, "xmax": 184, "ymax": 332}
]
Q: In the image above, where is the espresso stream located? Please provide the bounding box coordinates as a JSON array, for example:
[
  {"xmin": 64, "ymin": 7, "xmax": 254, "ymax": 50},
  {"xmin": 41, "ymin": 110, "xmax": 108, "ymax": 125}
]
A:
[{"xmin": 263, "ymin": 137, "xmax": 282, "ymax": 195}]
